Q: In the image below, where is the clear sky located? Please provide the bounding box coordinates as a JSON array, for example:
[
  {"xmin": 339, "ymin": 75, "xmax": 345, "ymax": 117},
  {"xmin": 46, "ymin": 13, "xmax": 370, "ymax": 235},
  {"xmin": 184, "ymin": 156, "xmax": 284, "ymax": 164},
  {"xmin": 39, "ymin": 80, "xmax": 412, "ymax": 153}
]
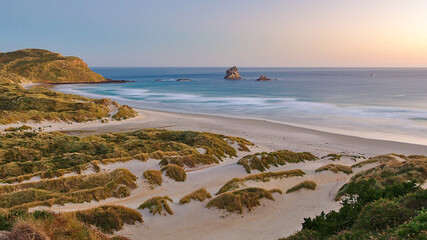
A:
[{"xmin": 1, "ymin": 0, "xmax": 427, "ymax": 67}]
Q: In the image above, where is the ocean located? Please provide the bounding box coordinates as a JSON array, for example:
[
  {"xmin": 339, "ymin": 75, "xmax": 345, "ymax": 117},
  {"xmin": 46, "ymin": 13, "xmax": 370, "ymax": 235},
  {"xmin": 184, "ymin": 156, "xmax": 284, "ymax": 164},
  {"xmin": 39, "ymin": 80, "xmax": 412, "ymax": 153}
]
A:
[{"xmin": 53, "ymin": 67, "xmax": 427, "ymax": 145}]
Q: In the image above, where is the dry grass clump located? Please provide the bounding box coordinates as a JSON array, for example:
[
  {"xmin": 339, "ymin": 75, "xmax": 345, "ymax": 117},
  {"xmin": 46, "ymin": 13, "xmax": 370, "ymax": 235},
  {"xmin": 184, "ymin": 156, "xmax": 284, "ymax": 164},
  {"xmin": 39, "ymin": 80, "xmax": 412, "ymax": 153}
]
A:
[
  {"xmin": 76, "ymin": 205, "xmax": 143, "ymax": 233},
  {"xmin": 207, "ymin": 187, "xmax": 281, "ymax": 214},
  {"xmin": 286, "ymin": 180, "xmax": 317, "ymax": 194},
  {"xmin": 112, "ymin": 105, "xmax": 138, "ymax": 120},
  {"xmin": 237, "ymin": 150, "xmax": 318, "ymax": 173},
  {"xmin": 337, "ymin": 157, "xmax": 427, "ymax": 199},
  {"xmin": 133, "ymin": 153, "xmax": 149, "ymax": 161},
  {"xmin": 0, "ymin": 168, "xmax": 137, "ymax": 209},
  {"xmin": 1, "ymin": 211, "xmax": 129, "ymax": 240},
  {"xmin": 0, "ymin": 129, "xmax": 251, "ymax": 183},
  {"xmin": 180, "ymin": 188, "xmax": 212, "ymax": 204},
  {"xmin": 138, "ymin": 196, "xmax": 174, "ymax": 215},
  {"xmin": 322, "ymin": 153, "xmax": 365, "ymax": 161},
  {"xmin": 216, "ymin": 169, "xmax": 305, "ymax": 195},
  {"xmin": 161, "ymin": 164, "xmax": 187, "ymax": 182},
  {"xmin": 143, "ymin": 170, "xmax": 162, "ymax": 187},
  {"xmin": 352, "ymin": 154, "xmax": 397, "ymax": 168},
  {"xmin": 315, "ymin": 164, "xmax": 353, "ymax": 175}
]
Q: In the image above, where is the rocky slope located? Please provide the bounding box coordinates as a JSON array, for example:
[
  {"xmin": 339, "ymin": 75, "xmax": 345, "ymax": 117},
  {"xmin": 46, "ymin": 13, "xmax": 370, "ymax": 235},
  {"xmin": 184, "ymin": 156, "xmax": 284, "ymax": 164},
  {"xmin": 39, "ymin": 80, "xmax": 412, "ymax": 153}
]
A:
[{"xmin": 0, "ymin": 48, "xmax": 106, "ymax": 84}]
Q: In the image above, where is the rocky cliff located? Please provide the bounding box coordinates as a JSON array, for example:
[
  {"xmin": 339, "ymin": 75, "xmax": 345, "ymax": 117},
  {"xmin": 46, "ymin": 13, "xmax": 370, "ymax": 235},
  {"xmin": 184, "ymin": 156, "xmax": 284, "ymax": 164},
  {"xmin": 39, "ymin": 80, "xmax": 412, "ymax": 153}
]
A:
[{"xmin": 0, "ymin": 49, "xmax": 106, "ymax": 84}]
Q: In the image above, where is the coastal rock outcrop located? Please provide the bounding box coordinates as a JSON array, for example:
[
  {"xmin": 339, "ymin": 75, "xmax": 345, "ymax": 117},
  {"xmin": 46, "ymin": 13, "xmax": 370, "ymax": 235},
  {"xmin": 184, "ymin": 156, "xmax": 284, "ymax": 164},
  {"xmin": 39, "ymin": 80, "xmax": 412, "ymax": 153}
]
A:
[
  {"xmin": 256, "ymin": 75, "xmax": 272, "ymax": 81},
  {"xmin": 224, "ymin": 66, "xmax": 242, "ymax": 79},
  {"xmin": 0, "ymin": 48, "xmax": 106, "ymax": 84}
]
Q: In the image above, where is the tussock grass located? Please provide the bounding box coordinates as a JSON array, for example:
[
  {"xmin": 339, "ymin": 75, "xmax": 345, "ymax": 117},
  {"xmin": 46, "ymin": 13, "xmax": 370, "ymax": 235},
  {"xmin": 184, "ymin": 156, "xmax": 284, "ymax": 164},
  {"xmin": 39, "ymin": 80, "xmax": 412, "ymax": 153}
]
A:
[
  {"xmin": 286, "ymin": 180, "xmax": 317, "ymax": 193},
  {"xmin": 0, "ymin": 169, "xmax": 137, "ymax": 209},
  {"xmin": 138, "ymin": 196, "xmax": 174, "ymax": 215},
  {"xmin": 161, "ymin": 164, "xmax": 187, "ymax": 182},
  {"xmin": 207, "ymin": 187, "xmax": 281, "ymax": 214},
  {"xmin": 0, "ymin": 84, "xmax": 124, "ymax": 124},
  {"xmin": 143, "ymin": 170, "xmax": 162, "ymax": 187},
  {"xmin": 352, "ymin": 154, "xmax": 397, "ymax": 168},
  {"xmin": 216, "ymin": 169, "xmax": 305, "ymax": 195},
  {"xmin": 0, "ymin": 210, "xmax": 129, "ymax": 239},
  {"xmin": 315, "ymin": 164, "xmax": 353, "ymax": 174},
  {"xmin": 322, "ymin": 153, "xmax": 365, "ymax": 161},
  {"xmin": 237, "ymin": 150, "xmax": 318, "ymax": 173},
  {"xmin": 76, "ymin": 205, "xmax": 143, "ymax": 233},
  {"xmin": 180, "ymin": 188, "xmax": 212, "ymax": 204},
  {"xmin": 133, "ymin": 153, "xmax": 149, "ymax": 161},
  {"xmin": 0, "ymin": 129, "xmax": 251, "ymax": 182},
  {"xmin": 113, "ymin": 105, "xmax": 138, "ymax": 120}
]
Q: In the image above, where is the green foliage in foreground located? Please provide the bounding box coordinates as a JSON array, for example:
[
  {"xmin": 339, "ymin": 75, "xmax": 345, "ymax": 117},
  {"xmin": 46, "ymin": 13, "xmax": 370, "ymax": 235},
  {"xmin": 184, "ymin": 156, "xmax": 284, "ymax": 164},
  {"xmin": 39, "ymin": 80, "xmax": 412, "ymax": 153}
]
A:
[
  {"xmin": 0, "ymin": 84, "xmax": 122, "ymax": 124},
  {"xmin": 281, "ymin": 156, "xmax": 427, "ymax": 240},
  {"xmin": 237, "ymin": 150, "xmax": 318, "ymax": 173},
  {"xmin": 76, "ymin": 205, "xmax": 143, "ymax": 234},
  {"xmin": 0, "ymin": 129, "xmax": 252, "ymax": 183}
]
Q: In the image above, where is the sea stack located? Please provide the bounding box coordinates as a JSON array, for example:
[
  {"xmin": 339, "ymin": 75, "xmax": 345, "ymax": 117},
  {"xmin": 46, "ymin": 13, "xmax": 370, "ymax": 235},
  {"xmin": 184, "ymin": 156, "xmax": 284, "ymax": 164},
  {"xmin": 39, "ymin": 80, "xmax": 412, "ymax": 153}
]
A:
[
  {"xmin": 224, "ymin": 66, "xmax": 242, "ymax": 79},
  {"xmin": 256, "ymin": 75, "xmax": 272, "ymax": 81}
]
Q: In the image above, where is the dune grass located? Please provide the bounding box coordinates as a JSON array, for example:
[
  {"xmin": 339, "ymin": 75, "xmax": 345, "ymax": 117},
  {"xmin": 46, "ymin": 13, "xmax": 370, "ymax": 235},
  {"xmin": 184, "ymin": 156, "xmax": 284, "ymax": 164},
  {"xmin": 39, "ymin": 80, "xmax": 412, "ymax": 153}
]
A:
[
  {"xmin": 113, "ymin": 105, "xmax": 138, "ymax": 120},
  {"xmin": 237, "ymin": 150, "xmax": 318, "ymax": 173},
  {"xmin": 207, "ymin": 187, "xmax": 281, "ymax": 214},
  {"xmin": 0, "ymin": 168, "xmax": 137, "ymax": 210},
  {"xmin": 161, "ymin": 164, "xmax": 187, "ymax": 182},
  {"xmin": 143, "ymin": 169, "xmax": 163, "ymax": 187},
  {"xmin": 138, "ymin": 196, "xmax": 174, "ymax": 215},
  {"xmin": 321, "ymin": 153, "xmax": 365, "ymax": 161},
  {"xmin": 315, "ymin": 164, "xmax": 353, "ymax": 175},
  {"xmin": 180, "ymin": 188, "xmax": 212, "ymax": 204},
  {"xmin": 75, "ymin": 205, "xmax": 143, "ymax": 234},
  {"xmin": 0, "ymin": 84, "xmax": 126, "ymax": 124},
  {"xmin": 0, "ymin": 129, "xmax": 252, "ymax": 183},
  {"xmin": 286, "ymin": 180, "xmax": 317, "ymax": 194},
  {"xmin": 352, "ymin": 154, "xmax": 397, "ymax": 168},
  {"xmin": 216, "ymin": 169, "xmax": 305, "ymax": 195}
]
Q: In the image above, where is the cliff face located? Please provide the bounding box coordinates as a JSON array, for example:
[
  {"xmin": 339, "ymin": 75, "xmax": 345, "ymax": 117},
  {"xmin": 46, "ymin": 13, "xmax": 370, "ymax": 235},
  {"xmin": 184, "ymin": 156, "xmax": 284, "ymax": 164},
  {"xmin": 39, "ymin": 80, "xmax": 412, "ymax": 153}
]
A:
[
  {"xmin": 0, "ymin": 49, "xmax": 106, "ymax": 84},
  {"xmin": 224, "ymin": 66, "xmax": 242, "ymax": 79}
]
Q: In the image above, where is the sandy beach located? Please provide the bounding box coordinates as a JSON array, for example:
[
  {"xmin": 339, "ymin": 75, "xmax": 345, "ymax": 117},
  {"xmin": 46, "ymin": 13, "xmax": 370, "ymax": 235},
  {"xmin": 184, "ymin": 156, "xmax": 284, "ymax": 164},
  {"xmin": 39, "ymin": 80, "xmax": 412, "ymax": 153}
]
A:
[{"xmin": 9, "ymin": 108, "xmax": 422, "ymax": 240}]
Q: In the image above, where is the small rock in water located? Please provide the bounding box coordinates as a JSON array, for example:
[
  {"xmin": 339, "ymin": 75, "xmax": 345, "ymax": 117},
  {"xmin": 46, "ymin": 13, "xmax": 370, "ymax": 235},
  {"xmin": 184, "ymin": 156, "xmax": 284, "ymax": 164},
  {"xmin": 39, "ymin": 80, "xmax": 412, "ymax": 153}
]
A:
[
  {"xmin": 256, "ymin": 75, "xmax": 272, "ymax": 81},
  {"xmin": 224, "ymin": 66, "xmax": 242, "ymax": 79}
]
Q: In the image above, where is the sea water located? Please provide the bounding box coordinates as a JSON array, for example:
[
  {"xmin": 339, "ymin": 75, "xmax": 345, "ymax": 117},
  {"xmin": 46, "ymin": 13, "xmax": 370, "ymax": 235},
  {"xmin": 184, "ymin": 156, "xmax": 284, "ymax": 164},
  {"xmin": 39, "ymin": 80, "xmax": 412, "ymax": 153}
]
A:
[{"xmin": 53, "ymin": 67, "xmax": 427, "ymax": 145}]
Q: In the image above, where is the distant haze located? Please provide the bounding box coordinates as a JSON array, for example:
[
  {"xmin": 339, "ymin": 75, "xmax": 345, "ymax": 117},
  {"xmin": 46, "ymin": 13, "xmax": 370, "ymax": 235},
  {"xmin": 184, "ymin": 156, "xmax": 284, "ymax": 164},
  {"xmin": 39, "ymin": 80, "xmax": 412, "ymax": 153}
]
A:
[{"xmin": 1, "ymin": 0, "xmax": 427, "ymax": 67}]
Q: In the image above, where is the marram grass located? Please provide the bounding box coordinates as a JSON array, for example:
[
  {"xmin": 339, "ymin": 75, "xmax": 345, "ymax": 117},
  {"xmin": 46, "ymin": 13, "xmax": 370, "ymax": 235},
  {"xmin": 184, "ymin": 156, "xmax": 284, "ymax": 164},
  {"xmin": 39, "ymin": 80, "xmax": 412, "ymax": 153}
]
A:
[
  {"xmin": 286, "ymin": 180, "xmax": 317, "ymax": 194},
  {"xmin": 315, "ymin": 164, "xmax": 353, "ymax": 175},
  {"xmin": 143, "ymin": 169, "xmax": 163, "ymax": 187},
  {"xmin": 139, "ymin": 196, "xmax": 174, "ymax": 215},
  {"xmin": 207, "ymin": 187, "xmax": 282, "ymax": 214},
  {"xmin": 180, "ymin": 188, "xmax": 212, "ymax": 204},
  {"xmin": 238, "ymin": 150, "xmax": 318, "ymax": 173},
  {"xmin": 161, "ymin": 164, "xmax": 187, "ymax": 182}
]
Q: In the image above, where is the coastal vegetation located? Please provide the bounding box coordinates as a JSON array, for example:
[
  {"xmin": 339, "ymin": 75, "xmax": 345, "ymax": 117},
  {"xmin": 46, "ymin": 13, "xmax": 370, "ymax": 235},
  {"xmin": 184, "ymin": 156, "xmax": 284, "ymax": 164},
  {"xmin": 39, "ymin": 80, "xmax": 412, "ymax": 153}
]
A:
[
  {"xmin": 237, "ymin": 150, "xmax": 318, "ymax": 173},
  {"xmin": 282, "ymin": 155, "xmax": 427, "ymax": 239},
  {"xmin": 143, "ymin": 170, "xmax": 163, "ymax": 187},
  {"xmin": 0, "ymin": 210, "xmax": 131, "ymax": 239},
  {"xmin": 113, "ymin": 105, "xmax": 138, "ymax": 120},
  {"xmin": 216, "ymin": 169, "xmax": 305, "ymax": 195},
  {"xmin": 315, "ymin": 164, "xmax": 353, "ymax": 174},
  {"xmin": 76, "ymin": 205, "xmax": 143, "ymax": 233},
  {"xmin": 0, "ymin": 83, "xmax": 134, "ymax": 124},
  {"xmin": 139, "ymin": 196, "xmax": 174, "ymax": 215},
  {"xmin": 207, "ymin": 187, "xmax": 282, "ymax": 214},
  {"xmin": 0, "ymin": 129, "xmax": 251, "ymax": 183},
  {"xmin": 180, "ymin": 188, "xmax": 212, "ymax": 204},
  {"xmin": 321, "ymin": 153, "xmax": 365, "ymax": 161},
  {"xmin": 286, "ymin": 180, "xmax": 317, "ymax": 194},
  {"xmin": 161, "ymin": 164, "xmax": 187, "ymax": 182},
  {"xmin": 0, "ymin": 48, "xmax": 106, "ymax": 84}
]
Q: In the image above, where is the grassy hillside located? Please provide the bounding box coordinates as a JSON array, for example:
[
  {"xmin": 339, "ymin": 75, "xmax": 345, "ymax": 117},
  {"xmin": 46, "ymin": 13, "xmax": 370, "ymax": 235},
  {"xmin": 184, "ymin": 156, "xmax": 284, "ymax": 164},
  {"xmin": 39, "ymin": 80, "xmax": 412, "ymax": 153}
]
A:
[
  {"xmin": 0, "ymin": 48, "xmax": 105, "ymax": 84},
  {"xmin": 0, "ymin": 84, "xmax": 128, "ymax": 124}
]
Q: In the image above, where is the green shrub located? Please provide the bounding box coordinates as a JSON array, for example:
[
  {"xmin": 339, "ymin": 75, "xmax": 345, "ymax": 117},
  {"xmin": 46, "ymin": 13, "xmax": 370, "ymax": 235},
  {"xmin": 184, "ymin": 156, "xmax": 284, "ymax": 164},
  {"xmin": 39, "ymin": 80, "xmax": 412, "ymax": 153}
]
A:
[{"xmin": 395, "ymin": 210, "xmax": 427, "ymax": 239}]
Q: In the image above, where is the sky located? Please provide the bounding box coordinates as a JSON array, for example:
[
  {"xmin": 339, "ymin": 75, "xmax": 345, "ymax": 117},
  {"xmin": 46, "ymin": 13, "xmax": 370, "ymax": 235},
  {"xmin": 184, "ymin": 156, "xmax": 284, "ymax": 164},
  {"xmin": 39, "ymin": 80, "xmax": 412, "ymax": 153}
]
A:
[{"xmin": 1, "ymin": 0, "xmax": 427, "ymax": 67}]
